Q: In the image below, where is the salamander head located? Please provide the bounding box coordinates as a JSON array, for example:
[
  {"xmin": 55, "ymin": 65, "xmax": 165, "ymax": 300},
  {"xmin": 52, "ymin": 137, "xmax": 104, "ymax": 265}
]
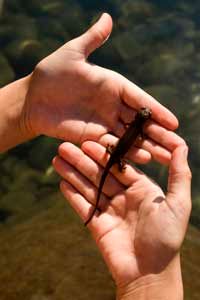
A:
[{"xmin": 139, "ymin": 107, "xmax": 152, "ymax": 119}]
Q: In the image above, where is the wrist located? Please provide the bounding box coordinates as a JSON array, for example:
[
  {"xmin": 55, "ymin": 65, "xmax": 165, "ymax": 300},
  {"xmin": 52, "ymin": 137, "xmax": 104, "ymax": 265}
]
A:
[
  {"xmin": 0, "ymin": 75, "xmax": 37, "ymax": 152},
  {"xmin": 19, "ymin": 74, "xmax": 39, "ymax": 141},
  {"xmin": 116, "ymin": 254, "xmax": 183, "ymax": 300}
]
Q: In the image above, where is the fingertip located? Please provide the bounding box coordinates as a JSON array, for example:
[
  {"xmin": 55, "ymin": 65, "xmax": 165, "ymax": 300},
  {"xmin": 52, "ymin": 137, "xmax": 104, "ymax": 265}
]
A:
[
  {"xmin": 102, "ymin": 12, "xmax": 112, "ymax": 19},
  {"xmin": 148, "ymin": 95, "xmax": 179, "ymax": 130},
  {"xmin": 58, "ymin": 142, "xmax": 79, "ymax": 159},
  {"xmin": 155, "ymin": 107, "xmax": 179, "ymax": 131},
  {"xmin": 141, "ymin": 153, "xmax": 152, "ymax": 164},
  {"xmin": 52, "ymin": 155, "xmax": 61, "ymax": 170},
  {"xmin": 102, "ymin": 12, "xmax": 113, "ymax": 31},
  {"xmin": 166, "ymin": 112, "xmax": 179, "ymax": 131},
  {"xmin": 52, "ymin": 156, "xmax": 57, "ymax": 166},
  {"xmin": 132, "ymin": 149, "xmax": 152, "ymax": 164},
  {"xmin": 81, "ymin": 12, "xmax": 113, "ymax": 57},
  {"xmin": 95, "ymin": 12, "xmax": 113, "ymax": 31},
  {"xmin": 81, "ymin": 140, "xmax": 97, "ymax": 153},
  {"xmin": 174, "ymin": 116, "xmax": 179, "ymax": 130},
  {"xmin": 58, "ymin": 142, "xmax": 69, "ymax": 156}
]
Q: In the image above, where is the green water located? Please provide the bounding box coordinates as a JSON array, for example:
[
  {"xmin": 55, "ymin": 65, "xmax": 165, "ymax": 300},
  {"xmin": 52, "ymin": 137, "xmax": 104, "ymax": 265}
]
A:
[{"xmin": 0, "ymin": 1, "xmax": 200, "ymax": 299}]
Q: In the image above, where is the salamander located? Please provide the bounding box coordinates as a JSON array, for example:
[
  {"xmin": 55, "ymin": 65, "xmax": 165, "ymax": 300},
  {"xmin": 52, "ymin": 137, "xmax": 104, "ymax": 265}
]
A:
[{"xmin": 84, "ymin": 107, "xmax": 152, "ymax": 226}]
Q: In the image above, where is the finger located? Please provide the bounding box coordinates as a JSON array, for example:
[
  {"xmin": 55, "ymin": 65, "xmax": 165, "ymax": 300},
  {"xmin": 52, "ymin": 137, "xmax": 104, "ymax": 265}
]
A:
[
  {"xmin": 114, "ymin": 120, "xmax": 173, "ymax": 165},
  {"xmin": 144, "ymin": 121, "xmax": 185, "ymax": 151},
  {"xmin": 113, "ymin": 120, "xmax": 179, "ymax": 165},
  {"xmin": 53, "ymin": 156, "xmax": 107, "ymax": 208},
  {"xmin": 56, "ymin": 143, "xmax": 124, "ymax": 196},
  {"xmin": 120, "ymin": 75, "xmax": 179, "ymax": 130},
  {"xmin": 167, "ymin": 145, "xmax": 192, "ymax": 215},
  {"xmin": 81, "ymin": 141, "xmax": 144, "ymax": 187},
  {"xmin": 60, "ymin": 180, "xmax": 93, "ymax": 222},
  {"xmin": 75, "ymin": 13, "xmax": 113, "ymax": 58},
  {"xmin": 60, "ymin": 180, "xmax": 115, "ymax": 230},
  {"xmin": 99, "ymin": 133, "xmax": 152, "ymax": 164},
  {"xmin": 136, "ymin": 138, "xmax": 171, "ymax": 165}
]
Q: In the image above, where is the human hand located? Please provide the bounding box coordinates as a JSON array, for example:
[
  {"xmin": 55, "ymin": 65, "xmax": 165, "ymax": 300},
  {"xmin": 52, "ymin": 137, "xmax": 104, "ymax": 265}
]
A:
[
  {"xmin": 53, "ymin": 141, "xmax": 191, "ymax": 299},
  {"xmin": 22, "ymin": 13, "xmax": 183, "ymax": 165}
]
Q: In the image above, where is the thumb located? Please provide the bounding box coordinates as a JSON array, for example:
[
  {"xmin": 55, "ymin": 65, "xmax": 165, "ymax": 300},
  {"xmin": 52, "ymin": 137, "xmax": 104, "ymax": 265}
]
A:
[
  {"xmin": 167, "ymin": 144, "xmax": 192, "ymax": 212},
  {"xmin": 76, "ymin": 13, "xmax": 113, "ymax": 58}
]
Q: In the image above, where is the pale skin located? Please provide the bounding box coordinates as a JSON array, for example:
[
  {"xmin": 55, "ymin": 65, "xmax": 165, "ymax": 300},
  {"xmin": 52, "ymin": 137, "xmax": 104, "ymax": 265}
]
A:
[
  {"xmin": 0, "ymin": 13, "xmax": 184, "ymax": 166},
  {"xmin": 53, "ymin": 141, "xmax": 192, "ymax": 300}
]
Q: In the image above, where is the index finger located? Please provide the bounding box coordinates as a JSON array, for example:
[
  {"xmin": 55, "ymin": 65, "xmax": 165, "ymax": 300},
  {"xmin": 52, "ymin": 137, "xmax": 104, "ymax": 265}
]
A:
[{"xmin": 120, "ymin": 75, "xmax": 179, "ymax": 130}]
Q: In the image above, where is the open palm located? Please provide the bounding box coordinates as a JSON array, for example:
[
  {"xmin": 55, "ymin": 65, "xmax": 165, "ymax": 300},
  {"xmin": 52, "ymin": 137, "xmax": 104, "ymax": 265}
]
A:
[{"xmin": 53, "ymin": 141, "xmax": 191, "ymax": 288}]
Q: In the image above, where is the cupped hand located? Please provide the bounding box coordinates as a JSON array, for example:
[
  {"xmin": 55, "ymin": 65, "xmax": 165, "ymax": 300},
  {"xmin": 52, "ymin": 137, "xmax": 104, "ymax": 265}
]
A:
[
  {"xmin": 23, "ymin": 13, "xmax": 183, "ymax": 165},
  {"xmin": 53, "ymin": 141, "xmax": 191, "ymax": 289}
]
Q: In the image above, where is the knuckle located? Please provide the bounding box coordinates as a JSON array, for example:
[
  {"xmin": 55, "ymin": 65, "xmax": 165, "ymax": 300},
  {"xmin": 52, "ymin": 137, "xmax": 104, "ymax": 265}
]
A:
[
  {"xmin": 183, "ymin": 168, "xmax": 192, "ymax": 180},
  {"xmin": 173, "ymin": 166, "xmax": 192, "ymax": 180},
  {"xmin": 177, "ymin": 137, "xmax": 186, "ymax": 146},
  {"xmin": 89, "ymin": 27, "xmax": 106, "ymax": 43}
]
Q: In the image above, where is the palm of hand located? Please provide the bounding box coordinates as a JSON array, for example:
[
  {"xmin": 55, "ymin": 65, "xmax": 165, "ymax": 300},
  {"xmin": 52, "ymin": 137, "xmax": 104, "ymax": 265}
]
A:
[
  {"xmin": 25, "ymin": 50, "xmax": 120, "ymax": 143},
  {"xmin": 92, "ymin": 176, "xmax": 184, "ymax": 286}
]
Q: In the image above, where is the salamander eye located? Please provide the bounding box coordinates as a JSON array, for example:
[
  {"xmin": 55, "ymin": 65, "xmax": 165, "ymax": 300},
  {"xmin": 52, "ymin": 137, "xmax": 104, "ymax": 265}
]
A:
[{"xmin": 140, "ymin": 107, "xmax": 152, "ymax": 119}]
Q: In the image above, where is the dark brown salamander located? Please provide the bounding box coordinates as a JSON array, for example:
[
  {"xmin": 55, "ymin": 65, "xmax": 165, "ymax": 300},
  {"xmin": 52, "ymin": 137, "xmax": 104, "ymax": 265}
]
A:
[{"xmin": 84, "ymin": 107, "xmax": 152, "ymax": 226}]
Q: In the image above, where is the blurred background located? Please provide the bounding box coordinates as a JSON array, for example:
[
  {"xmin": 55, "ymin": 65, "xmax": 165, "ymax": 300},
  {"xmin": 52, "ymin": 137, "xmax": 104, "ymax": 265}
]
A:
[{"xmin": 0, "ymin": 0, "xmax": 200, "ymax": 299}]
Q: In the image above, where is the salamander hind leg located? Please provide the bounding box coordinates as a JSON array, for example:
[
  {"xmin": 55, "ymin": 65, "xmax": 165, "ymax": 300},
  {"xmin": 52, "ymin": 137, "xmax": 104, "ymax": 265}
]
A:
[
  {"xmin": 106, "ymin": 144, "xmax": 115, "ymax": 154},
  {"xmin": 118, "ymin": 158, "xmax": 126, "ymax": 172},
  {"xmin": 123, "ymin": 122, "xmax": 131, "ymax": 130}
]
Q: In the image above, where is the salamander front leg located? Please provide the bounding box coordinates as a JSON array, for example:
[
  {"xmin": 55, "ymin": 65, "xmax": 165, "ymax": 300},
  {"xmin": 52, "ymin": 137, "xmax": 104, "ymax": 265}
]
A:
[
  {"xmin": 137, "ymin": 130, "xmax": 147, "ymax": 143},
  {"xmin": 118, "ymin": 158, "xmax": 126, "ymax": 172}
]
